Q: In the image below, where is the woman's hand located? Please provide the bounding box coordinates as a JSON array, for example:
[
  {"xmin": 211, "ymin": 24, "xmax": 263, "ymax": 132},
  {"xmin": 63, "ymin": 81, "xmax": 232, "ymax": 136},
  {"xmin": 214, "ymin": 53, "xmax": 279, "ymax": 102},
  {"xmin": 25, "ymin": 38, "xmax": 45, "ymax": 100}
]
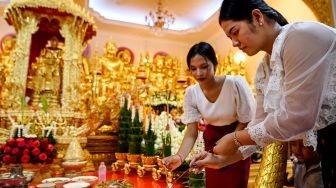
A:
[
  {"xmin": 189, "ymin": 151, "xmax": 236, "ymax": 173},
  {"xmin": 162, "ymin": 154, "xmax": 183, "ymax": 171},
  {"xmin": 213, "ymin": 132, "xmax": 238, "ymax": 156}
]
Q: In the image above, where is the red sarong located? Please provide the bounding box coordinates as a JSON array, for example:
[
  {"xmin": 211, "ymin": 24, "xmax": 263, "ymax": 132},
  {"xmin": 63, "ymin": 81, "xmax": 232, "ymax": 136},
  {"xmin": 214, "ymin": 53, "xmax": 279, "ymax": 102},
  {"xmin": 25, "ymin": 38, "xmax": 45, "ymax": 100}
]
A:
[{"xmin": 203, "ymin": 122, "xmax": 251, "ymax": 188}]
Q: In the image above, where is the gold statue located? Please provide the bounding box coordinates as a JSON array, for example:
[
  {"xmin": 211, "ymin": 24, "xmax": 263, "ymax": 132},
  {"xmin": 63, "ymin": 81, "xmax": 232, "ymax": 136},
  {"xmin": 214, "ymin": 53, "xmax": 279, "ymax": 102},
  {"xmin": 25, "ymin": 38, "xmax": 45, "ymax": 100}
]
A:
[
  {"xmin": 0, "ymin": 35, "xmax": 16, "ymax": 67},
  {"xmin": 100, "ymin": 40, "xmax": 121, "ymax": 79},
  {"xmin": 117, "ymin": 48, "xmax": 132, "ymax": 66},
  {"xmin": 30, "ymin": 37, "xmax": 63, "ymax": 108}
]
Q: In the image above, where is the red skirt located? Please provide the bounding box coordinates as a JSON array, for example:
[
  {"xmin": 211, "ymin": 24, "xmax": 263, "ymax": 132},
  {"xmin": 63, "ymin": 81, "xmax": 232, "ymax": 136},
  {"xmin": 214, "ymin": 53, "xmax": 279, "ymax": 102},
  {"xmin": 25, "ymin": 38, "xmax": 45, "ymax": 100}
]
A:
[{"xmin": 203, "ymin": 122, "xmax": 251, "ymax": 188}]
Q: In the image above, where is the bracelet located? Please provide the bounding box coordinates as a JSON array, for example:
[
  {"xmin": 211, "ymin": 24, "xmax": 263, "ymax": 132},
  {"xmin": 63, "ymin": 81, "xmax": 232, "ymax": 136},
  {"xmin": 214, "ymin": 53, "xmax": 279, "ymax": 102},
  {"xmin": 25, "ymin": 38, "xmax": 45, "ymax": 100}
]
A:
[
  {"xmin": 175, "ymin": 153, "xmax": 184, "ymax": 162},
  {"xmin": 233, "ymin": 131, "xmax": 242, "ymax": 147}
]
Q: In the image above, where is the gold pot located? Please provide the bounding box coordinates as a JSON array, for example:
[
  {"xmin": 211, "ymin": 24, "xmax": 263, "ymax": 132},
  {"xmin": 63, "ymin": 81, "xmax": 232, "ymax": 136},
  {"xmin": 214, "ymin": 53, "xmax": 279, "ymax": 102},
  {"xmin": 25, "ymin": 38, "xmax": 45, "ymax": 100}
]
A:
[
  {"xmin": 115, "ymin": 152, "xmax": 128, "ymax": 161},
  {"xmin": 126, "ymin": 154, "xmax": 141, "ymax": 163},
  {"xmin": 126, "ymin": 154, "xmax": 142, "ymax": 169},
  {"xmin": 115, "ymin": 152, "xmax": 128, "ymax": 166},
  {"xmin": 141, "ymin": 155, "xmax": 157, "ymax": 165}
]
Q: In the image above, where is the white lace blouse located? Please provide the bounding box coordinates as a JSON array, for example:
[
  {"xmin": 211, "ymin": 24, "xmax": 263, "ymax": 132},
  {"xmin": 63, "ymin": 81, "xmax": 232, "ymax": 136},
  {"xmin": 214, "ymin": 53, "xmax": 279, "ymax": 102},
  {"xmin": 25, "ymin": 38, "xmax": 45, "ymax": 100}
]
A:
[
  {"xmin": 182, "ymin": 75, "xmax": 257, "ymax": 158},
  {"xmin": 247, "ymin": 21, "xmax": 336, "ymax": 149}
]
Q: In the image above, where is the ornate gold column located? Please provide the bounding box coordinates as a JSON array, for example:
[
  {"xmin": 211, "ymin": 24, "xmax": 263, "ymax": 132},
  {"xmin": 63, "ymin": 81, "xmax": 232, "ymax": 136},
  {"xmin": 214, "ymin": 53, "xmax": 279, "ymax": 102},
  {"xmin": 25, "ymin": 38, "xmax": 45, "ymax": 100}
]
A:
[
  {"xmin": 8, "ymin": 12, "xmax": 38, "ymax": 108},
  {"xmin": 303, "ymin": 0, "xmax": 334, "ymax": 26},
  {"xmin": 60, "ymin": 20, "xmax": 86, "ymax": 112},
  {"xmin": 254, "ymin": 143, "xmax": 288, "ymax": 188}
]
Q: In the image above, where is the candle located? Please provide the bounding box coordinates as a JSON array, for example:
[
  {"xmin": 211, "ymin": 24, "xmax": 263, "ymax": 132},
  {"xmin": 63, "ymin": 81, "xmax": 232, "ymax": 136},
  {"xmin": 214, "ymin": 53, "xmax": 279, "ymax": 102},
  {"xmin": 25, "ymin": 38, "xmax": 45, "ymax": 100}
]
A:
[
  {"xmin": 131, "ymin": 105, "xmax": 135, "ymax": 122},
  {"xmin": 145, "ymin": 114, "xmax": 149, "ymax": 132},
  {"xmin": 128, "ymin": 94, "xmax": 131, "ymax": 110},
  {"xmin": 139, "ymin": 105, "xmax": 143, "ymax": 123}
]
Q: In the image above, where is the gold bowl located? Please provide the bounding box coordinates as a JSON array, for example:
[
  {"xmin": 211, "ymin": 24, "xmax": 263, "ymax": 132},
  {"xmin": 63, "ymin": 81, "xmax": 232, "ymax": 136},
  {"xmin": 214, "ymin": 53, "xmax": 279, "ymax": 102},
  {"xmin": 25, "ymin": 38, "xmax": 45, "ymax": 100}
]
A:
[{"xmin": 141, "ymin": 155, "xmax": 157, "ymax": 166}]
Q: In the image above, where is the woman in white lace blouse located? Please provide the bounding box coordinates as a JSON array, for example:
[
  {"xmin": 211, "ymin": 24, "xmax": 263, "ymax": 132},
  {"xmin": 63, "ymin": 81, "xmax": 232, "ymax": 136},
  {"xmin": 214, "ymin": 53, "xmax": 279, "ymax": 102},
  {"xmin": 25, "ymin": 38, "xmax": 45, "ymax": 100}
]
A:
[
  {"xmin": 191, "ymin": 0, "xmax": 336, "ymax": 187},
  {"xmin": 163, "ymin": 42, "xmax": 256, "ymax": 188}
]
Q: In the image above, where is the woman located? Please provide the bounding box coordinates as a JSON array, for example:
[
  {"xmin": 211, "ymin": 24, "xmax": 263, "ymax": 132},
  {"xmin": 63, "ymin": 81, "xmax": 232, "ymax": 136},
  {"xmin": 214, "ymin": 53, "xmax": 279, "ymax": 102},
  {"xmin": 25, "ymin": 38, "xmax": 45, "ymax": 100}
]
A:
[
  {"xmin": 191, "ymin": 1, "xmax": 336, "ymax": 187},
  {"xmin": 163, "ymin": 42, "xmax": 256, "ymax": 188}
]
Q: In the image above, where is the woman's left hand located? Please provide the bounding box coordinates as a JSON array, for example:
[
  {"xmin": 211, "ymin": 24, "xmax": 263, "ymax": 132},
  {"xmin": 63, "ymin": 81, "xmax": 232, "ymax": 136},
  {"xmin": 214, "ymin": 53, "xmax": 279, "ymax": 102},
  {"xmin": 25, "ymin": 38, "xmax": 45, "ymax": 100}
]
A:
[{"xmin": 213, "ymin": 132, "xmax": 238, "ymax": 156}]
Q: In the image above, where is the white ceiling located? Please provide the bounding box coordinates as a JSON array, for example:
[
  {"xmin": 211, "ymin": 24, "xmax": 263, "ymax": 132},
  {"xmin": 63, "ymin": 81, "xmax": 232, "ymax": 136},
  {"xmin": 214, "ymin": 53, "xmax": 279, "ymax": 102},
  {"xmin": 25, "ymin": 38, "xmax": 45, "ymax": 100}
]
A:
[
  {"xmin": 0, "ymin": 0, "xmax": 223, "ymax": 41},
  {"xmin": 88, "ymin": 0, "xmax": 222, "ymax": 31}
]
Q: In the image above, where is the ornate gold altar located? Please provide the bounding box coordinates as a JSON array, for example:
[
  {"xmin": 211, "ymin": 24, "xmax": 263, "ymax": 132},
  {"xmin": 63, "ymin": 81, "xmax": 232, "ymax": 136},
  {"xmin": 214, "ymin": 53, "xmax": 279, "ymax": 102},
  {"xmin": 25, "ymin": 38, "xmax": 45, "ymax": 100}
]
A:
[
  {"xmin": 0, "ymin": 0, "xmax": 97, "ymax": 175},
  {"xmin": 1, "ymin": 0, "xmax": 96, "ymax": 114}
]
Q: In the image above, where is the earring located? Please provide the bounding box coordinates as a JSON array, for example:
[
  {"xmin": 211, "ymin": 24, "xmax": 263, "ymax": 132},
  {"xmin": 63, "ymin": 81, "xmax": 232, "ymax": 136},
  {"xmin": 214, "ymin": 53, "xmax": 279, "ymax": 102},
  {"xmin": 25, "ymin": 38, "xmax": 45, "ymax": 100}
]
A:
[{"xmin": 259, "ymin": 22, "xmax": 263, "ymax": 26}]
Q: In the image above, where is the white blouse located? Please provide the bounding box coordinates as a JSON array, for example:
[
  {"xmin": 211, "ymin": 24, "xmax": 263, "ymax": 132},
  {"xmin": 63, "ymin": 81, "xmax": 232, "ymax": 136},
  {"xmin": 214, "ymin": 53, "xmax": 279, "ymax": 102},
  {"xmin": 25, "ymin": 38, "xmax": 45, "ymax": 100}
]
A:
[
  {"xmin": 181, "ymin": 75, "xmax": 255, "ymax": 126},
  {"xmin": 182, "ymin": 75, "xmax": 257, "ymax": 159},
  {"xmin": 247, "ymin": 21, "xmax": 336, "ymax": 149}
]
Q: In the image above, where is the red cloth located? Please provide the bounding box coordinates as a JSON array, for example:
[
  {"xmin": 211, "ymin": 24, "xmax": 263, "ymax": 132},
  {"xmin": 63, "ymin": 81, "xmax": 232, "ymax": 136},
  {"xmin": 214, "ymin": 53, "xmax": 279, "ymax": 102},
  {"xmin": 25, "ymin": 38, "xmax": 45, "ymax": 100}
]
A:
[{"xmin": 203, "ymin": 122, "xmax": 251, "ymax": 188}]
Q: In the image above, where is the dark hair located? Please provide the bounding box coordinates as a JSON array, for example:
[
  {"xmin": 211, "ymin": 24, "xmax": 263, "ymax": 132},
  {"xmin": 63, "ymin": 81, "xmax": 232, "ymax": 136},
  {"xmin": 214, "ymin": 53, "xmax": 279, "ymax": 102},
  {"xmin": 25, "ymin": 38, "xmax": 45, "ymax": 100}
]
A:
[
  {"xmin": 219, "ymin": 0, "xmax": 288, "ymax": 26},
  {"xmin": 186, "ymin": 42, "xmax": 218, "ymax": 71}
]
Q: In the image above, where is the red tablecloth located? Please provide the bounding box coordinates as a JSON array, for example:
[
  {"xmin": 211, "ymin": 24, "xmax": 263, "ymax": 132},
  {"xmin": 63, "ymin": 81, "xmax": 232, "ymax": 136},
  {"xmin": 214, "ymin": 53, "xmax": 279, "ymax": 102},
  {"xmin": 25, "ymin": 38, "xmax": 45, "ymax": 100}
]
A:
[{"xmin": 30, "ymin": 170, "xmax": 184, "ymax": 188}]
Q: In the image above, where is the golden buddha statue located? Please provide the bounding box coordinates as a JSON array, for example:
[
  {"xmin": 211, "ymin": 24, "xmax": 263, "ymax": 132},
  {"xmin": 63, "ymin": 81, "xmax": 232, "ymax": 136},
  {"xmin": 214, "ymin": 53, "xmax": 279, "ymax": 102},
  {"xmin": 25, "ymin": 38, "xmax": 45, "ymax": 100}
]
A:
[
  {"xmin": 117, "ymin": 48, "xmax": 132, "ymax": 66},
  {"xmin": 118, "ymin": 48, "xmax": 133, "ymax": 85},
  {"xmin": 153, "ymin": 55, "xmax": 165, "ymax": 73},
  {"xmin": 100, "ymin": 40, "xmax": 122, "ymax": 79},
  {"xmin": 0, "ymin": 35, "xmax": 16, "ymax": 67},
  {"xmin": 30, "ymin": 36, "xmax": 63, "ymax": 108},
  {"xmin": 164, "ymin": 56, "xmax": 177, "ymax": 91}
]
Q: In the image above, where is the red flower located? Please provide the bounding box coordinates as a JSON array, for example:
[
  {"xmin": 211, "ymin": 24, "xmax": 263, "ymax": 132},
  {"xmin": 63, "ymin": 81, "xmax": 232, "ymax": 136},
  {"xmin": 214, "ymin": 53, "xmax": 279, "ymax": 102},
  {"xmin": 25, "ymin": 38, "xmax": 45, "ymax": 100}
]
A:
[
  {"xmin": 4, "ymin": 146, "xmax": 12, "ymax": 154},
  {"xmin": 41, "ymin": 138, "xmax": 49, "ymax": 149},
  {"xmin": 17, "ymin": 140, "xmax": 26, "ymax": 148},
  {"xmin": 46, "ymin": 144, "xmax": 54, "ymax": 153},
  {"xmin": 41, "ymin": 138, "xmax": 49, "ymax": 145},
  {"xmin": 2, "ymin": 155, "xmax": 11, "ymax": 164},
  {"xmin": 16, "ymin": 138, "xmax": 26, "ymax": 148},
  {"xmin": 33, "ymin": 140, "xmax": 40, "ymax": 147},
  {"xmin": 2, "ymin": 137, "xmax": 57, "ymax": 165},
  {"xmin": 38, "ymin": 153, "xmax": 47, "ymax": 161},
  {"xmin": 7, "ymin": 138, "xmax": 16, "ymax": 147},
  {"xmin": 22, "ymin": 148, "xmax": 30, "ymax": 155},
  {"xmin": 20, "ymin": 154, "xmax": 30, "ymax": 163},
  {"xmin": 11, "ymin": 147, "xmax": 20, "ymax": 155},
  {"xmin": 16, "ymin": 138, "xmax": 25, "ymax": 143},
  {"xmin": 26, "ymin": 140, "xmax": 34, "ymax": 149},
  {"xmin": 32, "ymin": 147, "xmax": 40, "ymax": 156}
]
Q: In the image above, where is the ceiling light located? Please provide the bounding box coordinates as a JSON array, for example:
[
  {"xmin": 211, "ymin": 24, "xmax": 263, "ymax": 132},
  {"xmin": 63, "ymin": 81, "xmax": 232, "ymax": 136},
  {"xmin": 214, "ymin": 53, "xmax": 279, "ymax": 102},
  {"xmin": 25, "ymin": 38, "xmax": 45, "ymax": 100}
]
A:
[{"xmin": 145, "ymin": 0, "xmax": 175, "ymax": 35}]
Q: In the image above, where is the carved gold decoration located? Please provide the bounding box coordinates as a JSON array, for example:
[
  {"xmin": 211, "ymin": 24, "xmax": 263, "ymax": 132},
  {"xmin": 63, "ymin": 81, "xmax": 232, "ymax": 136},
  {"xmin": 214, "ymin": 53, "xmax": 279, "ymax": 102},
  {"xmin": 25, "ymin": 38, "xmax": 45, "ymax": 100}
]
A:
[
  {"xmin": 1, "ymin": 0, "xmax": 96, "ymax": 114},
  {"xmin": 0, "ymin": 0, "xmax": 98, "ymax": 174},
  {"xmin": 29, "ymin": 37, "xmax": 63, "ymax": 109},
  {"xmin": 4, "ymin": 0, "xmax": 96, "ymax": 27},
  {"xmin": 254, "ymin": 142, "xmax": 288, "ymax": 188},
  {"xmin": 7, "ymin": 15, "xmax": 38, "ymax": 109},
  {"xmin": 0, "ymin": 35, "xmax": 16, "ymax": 110},
  {"xmin": 303, "ymin": 0, "xmax": 334, "ymax": 26},
  {"xmin": 60, "ymin": 21, "xmax": 86, "ymax": 112}
]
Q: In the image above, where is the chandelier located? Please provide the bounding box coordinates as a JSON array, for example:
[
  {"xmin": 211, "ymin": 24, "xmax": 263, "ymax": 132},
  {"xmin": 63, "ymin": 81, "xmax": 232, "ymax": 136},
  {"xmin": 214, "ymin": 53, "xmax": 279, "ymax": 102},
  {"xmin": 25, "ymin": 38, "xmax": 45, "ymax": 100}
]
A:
[{"xmin": 145, "ymin": 0, "xmax": 175, "ymax": 33}]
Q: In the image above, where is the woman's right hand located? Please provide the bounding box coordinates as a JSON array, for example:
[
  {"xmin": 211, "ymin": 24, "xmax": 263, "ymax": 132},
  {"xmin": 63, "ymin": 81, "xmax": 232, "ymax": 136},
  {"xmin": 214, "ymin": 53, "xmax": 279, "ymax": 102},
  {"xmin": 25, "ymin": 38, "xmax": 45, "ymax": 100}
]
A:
[{"xmin": 162, "ymin": 154, "xmax": 183, "ymax": 171}]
